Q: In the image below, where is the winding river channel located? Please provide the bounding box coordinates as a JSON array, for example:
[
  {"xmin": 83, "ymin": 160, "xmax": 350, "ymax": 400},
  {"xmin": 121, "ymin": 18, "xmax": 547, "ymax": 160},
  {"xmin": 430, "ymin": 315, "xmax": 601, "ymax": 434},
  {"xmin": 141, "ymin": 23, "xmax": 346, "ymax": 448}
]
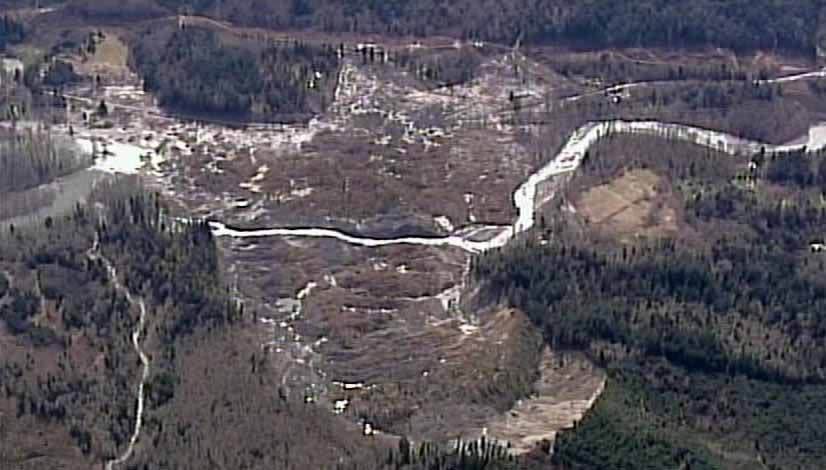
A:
[{"xmin": 209, "ymin": 118, "xmax": 826, "ymax": 252}]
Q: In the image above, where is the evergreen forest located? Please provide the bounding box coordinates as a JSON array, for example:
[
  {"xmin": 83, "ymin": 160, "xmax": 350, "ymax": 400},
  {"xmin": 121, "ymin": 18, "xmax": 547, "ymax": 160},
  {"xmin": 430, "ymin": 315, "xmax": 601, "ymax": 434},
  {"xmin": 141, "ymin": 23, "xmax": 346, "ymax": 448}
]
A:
[
  {"xmin": 473, "ymin": 135, "xmax": 826, "ymax": 469},
  {"xmin": 129, "ymin": 26, "xmax": 339, "ymax": 122},
  {"xmin": 64, "ymin": 0, "xmax": 824, "ymax": 55}
]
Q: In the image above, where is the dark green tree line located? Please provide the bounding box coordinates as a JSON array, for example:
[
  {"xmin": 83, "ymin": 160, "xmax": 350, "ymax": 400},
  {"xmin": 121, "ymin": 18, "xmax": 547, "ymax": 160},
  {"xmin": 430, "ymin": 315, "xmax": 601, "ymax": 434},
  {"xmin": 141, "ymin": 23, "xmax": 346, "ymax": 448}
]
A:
[
  {"xmin": 130, "ymin": 27, "xmax": 339, "ymax": 122},
  {"xmin": 72, "ymin": 0, "xmax": 824, "ymax": 55}
]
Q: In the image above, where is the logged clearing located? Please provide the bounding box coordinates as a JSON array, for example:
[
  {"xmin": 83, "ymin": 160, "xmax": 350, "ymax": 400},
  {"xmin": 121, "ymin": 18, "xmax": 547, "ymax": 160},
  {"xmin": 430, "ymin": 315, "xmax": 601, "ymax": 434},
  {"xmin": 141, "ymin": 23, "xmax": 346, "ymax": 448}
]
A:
[
  {"xmin": 575, "ymin": 169, "xmax": 678, "ymax": 239},
  {"xmin": 72, "ymin": 32, "xmax": 132, "ymax": 80},
  {"xmin": 91, "ymin": 34, "xmax": 129, "ymax": 68}
]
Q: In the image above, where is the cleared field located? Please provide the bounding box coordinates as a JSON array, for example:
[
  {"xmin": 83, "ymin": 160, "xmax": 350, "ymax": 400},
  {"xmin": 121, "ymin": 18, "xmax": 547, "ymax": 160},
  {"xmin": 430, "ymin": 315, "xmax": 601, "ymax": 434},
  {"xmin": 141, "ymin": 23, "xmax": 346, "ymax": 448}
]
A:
[
  {"xmin": 89, "ymin": 34, "xmax": 129, "ymax": 68},
  {"xmin": 70, "ymin": 32, "xmax": 133, "ymax": 83},
  {"xmin": 575, "ymin": 168, "xmax": 678, "ymax": 239}
]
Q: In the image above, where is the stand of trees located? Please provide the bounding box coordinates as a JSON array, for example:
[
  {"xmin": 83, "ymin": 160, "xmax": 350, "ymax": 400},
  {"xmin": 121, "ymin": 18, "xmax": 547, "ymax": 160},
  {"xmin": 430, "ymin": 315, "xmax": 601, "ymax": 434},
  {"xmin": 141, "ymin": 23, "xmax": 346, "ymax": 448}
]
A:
[
  {"xmin": 384, "ymin": 438, "xmax": 518, "ymax": 470},
  {"xmin": 0, "ymin": 15, "xmax": 23, "ymax": 51},
  {"xmin": 475, "ymin": 231, "xmax": 826, "ymax": 383},
  {"xmin": 551, "ymin": 379, "xmax": 721, "ymax": 470},
  {"xmin": 0, "ymin": 202, "xmax": 141, "ymax": 463},
  {"xmin": 395, "ymin": 48, "xmax": 483, "ymax": 87},
  {"xmin": 0, "ymin": 184, "xmax": 245, "ymax": 466},
  {"xmin": 65, "ymin": 0, "xmax": 823, "ymax": 55},
  {"xmin": 40, "ymin": 60, "xmax": 82, "ymax": 88},
  {"xmin": 129, "ymin": 27, "xmax": 339, "ymax": 122},
  {"xmin": 97, "ymin": 189, "xmax": 241, "ymax": 340},
  {"xmin": 0, "ymin": 128, "xmax": 92, "ymax": 193},
  {"xmin": 552, "ymin": 356, "xmax": 826, "ymax": 470},
  {"xmin": 474, "ymin": 137, "xmax": 826, "ymax": 468},
  {"xmin": 67, "ymin": 0, "xmax": 169, "ymax": 21},
  {"xmin": 476, "ymin": 143, "xmax": 826, "ymax": 382},
  {"xmin": 0, "ymin": 271, "xmax": 8, "ymax": 297},
  {"xmin": 546, "ymin": 53, "xmax": 768, "ymax": 88}
]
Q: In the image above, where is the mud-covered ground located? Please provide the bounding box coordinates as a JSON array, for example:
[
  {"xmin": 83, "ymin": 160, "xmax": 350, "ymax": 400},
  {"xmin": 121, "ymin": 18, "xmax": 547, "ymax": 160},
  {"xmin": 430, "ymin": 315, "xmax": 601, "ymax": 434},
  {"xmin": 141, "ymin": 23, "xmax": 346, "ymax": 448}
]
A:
[{"xmin": 24, "ymin": 33, "xmax": 826, "ymax": 453}]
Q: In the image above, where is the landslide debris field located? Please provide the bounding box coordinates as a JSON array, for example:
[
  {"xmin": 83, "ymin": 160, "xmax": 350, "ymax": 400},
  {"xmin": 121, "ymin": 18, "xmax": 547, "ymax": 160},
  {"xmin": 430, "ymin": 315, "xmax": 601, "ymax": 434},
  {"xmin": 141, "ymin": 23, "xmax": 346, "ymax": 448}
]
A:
[
  {"xmin": 27, "ymin": 34, "xmax": 614, "ymax": 451},
  {"xmin": 7, "ymin": 11, "xmax": 826, "ymax": 464}
]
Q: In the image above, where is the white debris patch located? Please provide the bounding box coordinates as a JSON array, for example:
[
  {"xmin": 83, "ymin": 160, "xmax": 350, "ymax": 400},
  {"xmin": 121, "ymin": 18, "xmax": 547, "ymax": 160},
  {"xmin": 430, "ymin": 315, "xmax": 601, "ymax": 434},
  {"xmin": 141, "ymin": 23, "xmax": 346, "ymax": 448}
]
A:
[
  {"xmin": 103, "ymin": 85, "xmax": 146, "ymax": 99},
  {"xmin": 80, "ymin": 138, "xmax": 155, "ymax": 175},
  {"xmin": 334, "ymin": 399, "xmax": 349, "ymax": 414},
  {"xmin": 405, "ymin": 89, "xmax": 463, "ymax": 107},
  {"xmin": 434, "ymin": 215, "xmax": 455, "ymax": 233},
  {"xmin": 324, "ymin": 274, "xmax": 338, "ymax": 288},
  {"xmin": 239, "ymin": 164, "xmax": 269, "ymax": 193},
  {"xmin": 297, "ymin": 282, "xmax": 318, "ymax": 301},
  {"xmin": 780, "ymin": 121, "xmax": 826, "ymax": 152},
  {"xmin": 332, "ymin": 381, "xmax": 366, "ymax": 390},
  {"xmin": 435, "ymin": 284, "xmax": 462, "ymax": 312},
  {"xmin": 458, "ymin": 324, "xmax": 479, "ymax": 335},
  {"xmin": 239, "ymin": 181, "xmax": 261, "ymax": 193},
  {"xmin": 205, "ymin": 160, "xmax": 225, "ymax": 175},
  {"xmin": 374, "ymin": 135, "xmax": 392, "ymax": 146},
  {"xmin": 363, "ymin": 422, "xmax": 374, "ymax": 436},
  {"xmin": 251, "ymin": 165, "xmax": 269, "ymax": 182},
  {"xmin": 290, "ymin": 186, "xmax": 314, "ymax": 198}
]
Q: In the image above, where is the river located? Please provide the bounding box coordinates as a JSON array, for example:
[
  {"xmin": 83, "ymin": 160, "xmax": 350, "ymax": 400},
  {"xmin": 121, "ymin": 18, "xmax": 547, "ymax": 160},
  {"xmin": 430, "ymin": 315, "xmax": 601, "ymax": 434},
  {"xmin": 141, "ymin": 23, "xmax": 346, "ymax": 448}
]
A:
[{"xmin": 210, "ymin": 119, "xmax": 826, "ymax": 252}]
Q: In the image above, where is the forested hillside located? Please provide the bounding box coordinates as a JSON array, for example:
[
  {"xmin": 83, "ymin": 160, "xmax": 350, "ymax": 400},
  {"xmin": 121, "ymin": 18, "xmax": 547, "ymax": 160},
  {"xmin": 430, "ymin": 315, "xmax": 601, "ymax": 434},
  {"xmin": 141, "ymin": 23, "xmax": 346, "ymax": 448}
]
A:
[
  {"xmin": 474, "ymin": 136, "xmax": 826, "ymax": 469},
  {"xmin": 129, "ymin": 26, "xmax": 339, "ymax": 121},
  {"xmin": 64, "ymin": 0, "xmax": 823, "ymax": 54},
  {"xmin": 0, "ymin": 202, "xmax": 145, "ymax": 467},
  {"xmin": 0, "ymin": 15, "xmax": 23, "ymax": 50}
]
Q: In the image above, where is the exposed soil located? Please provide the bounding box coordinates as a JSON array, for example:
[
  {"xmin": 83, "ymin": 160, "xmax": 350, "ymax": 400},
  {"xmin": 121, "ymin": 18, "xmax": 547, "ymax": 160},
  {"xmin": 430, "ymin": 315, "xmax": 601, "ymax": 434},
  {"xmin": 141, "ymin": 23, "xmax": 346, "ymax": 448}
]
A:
[
  {"xmin": 475, "ymin": 348, "xmax": 605, "ymax": 455},
  {"xmin": 30, "ymin": 31, "xmax": 826, "ymax": 458},
  {"xmin": 575, "ymin": 169, "xmax": 679, "ymax": 240}
]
